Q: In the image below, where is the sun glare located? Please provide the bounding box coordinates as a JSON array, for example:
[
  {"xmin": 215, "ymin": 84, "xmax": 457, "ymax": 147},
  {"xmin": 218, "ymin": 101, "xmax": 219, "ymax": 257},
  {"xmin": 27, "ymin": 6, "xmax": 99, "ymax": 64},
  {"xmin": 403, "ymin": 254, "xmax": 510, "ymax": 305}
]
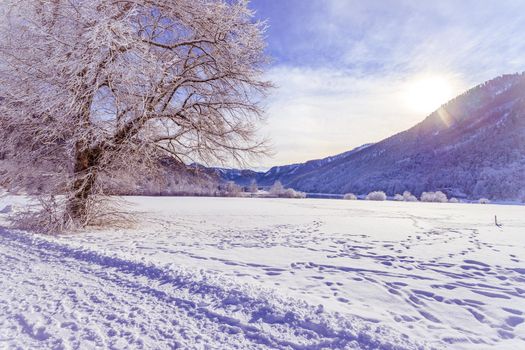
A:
[{"xmin": 403, "ymin": 75, "xmax": 455, "ymax": 115}]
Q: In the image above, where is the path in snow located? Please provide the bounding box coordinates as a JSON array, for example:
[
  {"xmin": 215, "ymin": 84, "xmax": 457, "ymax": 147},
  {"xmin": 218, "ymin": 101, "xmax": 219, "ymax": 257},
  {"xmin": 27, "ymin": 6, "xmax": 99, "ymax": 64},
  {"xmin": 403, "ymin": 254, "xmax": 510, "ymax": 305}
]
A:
[
  {"xmin": 1, "ymin": 196, "xmax": 524, "ymax": 349},
  {"xmin": 0, "ymin": 224, "xmax": 421, "ymax": 349}
]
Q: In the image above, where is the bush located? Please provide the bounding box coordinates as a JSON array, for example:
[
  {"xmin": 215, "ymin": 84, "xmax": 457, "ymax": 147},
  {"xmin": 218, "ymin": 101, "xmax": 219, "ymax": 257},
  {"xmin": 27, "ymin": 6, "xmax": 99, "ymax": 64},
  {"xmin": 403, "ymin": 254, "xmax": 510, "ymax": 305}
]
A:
[
  {"xmin": 449, "ymin": 197, "xmax": 459, "ymax": 203},
  {"xmin": 343, "ymin": 193, "xmax": 357, "ymax": 200},
  {"xmin": 283, "ymin": 188, "xmax": 306, "ymax": 198},
  {"xmin": 478, "ymin": 198, "xmax": 490, "ymax": 204},
  {"xmin": 269, "ymin": 181, "xmax": 305, "ymax": 198},
  {"xmin": 366, "ymin": 191, "xmax": 387, "ymax": 201},
  {"xmin": 393, "ymin": 194, "xmax": 404, "ymax": 201},
  {"xmin": 403, "ymin": 191, "xmax": 418, "ymax": 202},
  {"xmin": 420, "ymin": 191, "xmax": 448, "ymax": 203}
]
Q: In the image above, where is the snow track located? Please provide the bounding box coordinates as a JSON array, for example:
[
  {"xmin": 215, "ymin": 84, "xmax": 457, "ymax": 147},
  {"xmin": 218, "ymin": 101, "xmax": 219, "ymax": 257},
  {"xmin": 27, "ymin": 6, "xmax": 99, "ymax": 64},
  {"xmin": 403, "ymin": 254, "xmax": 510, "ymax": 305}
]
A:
[
  {"xmin": 1, "ymin": 196, "xmax": 524, "ymax": 349},
  {"xmin": 0, "ymin": 228, "xmax": 423, "ymax": 350}
]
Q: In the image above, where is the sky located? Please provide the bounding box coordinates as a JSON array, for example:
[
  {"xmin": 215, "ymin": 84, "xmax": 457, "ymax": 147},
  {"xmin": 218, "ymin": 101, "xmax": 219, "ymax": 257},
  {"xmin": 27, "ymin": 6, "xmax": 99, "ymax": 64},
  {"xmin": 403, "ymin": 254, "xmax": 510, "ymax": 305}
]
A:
[{"xmin": 247, "ymin": 0, "xmax": 525, "ymax": 168}]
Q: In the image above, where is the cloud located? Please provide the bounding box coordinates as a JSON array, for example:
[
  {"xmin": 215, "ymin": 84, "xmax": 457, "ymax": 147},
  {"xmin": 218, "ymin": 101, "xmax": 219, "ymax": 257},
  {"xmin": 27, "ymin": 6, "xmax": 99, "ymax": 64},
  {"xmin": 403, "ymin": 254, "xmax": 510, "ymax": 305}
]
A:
[
  {"xmin": 248, "ymin": 0, "xmax": 525, "ymax": 167},
  {"xmin": 253, "ymin": 0, "xmax": 525, "ymax": 77},
  {"xmin": 256, "ymin": 66, "xmax": 466, "ymax": 167}
]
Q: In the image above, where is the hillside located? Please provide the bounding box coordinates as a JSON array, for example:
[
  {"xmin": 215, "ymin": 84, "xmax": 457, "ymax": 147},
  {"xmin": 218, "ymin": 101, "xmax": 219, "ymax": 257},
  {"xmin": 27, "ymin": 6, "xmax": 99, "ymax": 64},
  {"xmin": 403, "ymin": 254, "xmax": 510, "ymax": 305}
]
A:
[
  {"xmin": 218, "ymin": 73, "xmax": 525, "ymax": 200},
  {"xmin": 209, "ymin": 143, "xmax": 374, "ymax": 187}
]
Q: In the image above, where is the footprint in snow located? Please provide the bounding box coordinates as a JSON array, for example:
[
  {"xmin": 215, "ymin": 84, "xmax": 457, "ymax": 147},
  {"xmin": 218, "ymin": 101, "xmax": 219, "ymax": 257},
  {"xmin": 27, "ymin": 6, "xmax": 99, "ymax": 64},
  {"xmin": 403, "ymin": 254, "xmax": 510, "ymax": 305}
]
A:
[{"xmin": 502, "ymin": 307, "xmax": 523, "ymax": 315}]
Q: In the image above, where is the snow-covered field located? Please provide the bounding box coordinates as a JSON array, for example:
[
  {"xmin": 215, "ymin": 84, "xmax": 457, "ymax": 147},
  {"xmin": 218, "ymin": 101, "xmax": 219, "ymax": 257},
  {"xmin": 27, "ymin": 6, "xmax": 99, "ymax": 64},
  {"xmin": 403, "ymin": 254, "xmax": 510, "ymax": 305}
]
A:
[{"xmin": 1, "ymin": 196, "xmax": 524, "ymax": 349}]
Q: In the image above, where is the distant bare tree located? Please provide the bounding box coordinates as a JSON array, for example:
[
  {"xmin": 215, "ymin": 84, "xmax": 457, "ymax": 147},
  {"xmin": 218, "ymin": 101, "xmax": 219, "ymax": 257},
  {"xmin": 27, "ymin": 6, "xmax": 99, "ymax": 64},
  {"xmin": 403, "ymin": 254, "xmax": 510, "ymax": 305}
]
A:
[
  {"xmin": 269, "ymin": 181, "xmax": 284, "ymax": 197},
  {"xmin": 248, "ymin": 179, "xmax": 258, "ymax": 193},
  {"xmin": 223, "ymin": 181, "xmax": 243, "ymax": 197},
  {"xmin": 0, "ymin": 0, "xmax": 270, "ymax": 229}
]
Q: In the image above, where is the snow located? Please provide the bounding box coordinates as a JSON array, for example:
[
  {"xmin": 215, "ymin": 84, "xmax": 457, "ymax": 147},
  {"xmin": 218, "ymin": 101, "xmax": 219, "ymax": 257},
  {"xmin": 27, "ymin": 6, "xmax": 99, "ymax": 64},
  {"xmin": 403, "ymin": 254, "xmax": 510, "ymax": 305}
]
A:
[{"xmin": 1, "ymin": 196, "xmax": 524, "ymax": 349}]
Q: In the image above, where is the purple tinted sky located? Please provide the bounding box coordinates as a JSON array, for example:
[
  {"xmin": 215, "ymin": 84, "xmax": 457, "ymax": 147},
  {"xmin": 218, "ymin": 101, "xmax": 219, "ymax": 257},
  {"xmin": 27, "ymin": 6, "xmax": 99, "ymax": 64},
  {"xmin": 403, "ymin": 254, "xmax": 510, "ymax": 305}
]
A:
[{"xmin": 246, "ymin": 0, "xmax": 525, "ymax": 168}]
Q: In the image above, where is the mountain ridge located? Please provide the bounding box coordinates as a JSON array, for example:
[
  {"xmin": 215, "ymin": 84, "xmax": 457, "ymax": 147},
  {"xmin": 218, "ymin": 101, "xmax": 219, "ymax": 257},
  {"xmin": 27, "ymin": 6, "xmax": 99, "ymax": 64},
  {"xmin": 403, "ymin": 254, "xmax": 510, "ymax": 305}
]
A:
[{"xmin": 213, "ymin": 72, "xmax": 525, "ymax": 201}]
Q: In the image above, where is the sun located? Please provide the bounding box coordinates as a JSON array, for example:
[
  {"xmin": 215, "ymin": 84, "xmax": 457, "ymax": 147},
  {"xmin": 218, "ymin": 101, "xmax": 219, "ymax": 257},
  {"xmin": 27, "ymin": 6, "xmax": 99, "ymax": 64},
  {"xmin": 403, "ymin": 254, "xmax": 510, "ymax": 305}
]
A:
[{"xmin": 403, "ymin": 75, "xmax": 455, "ymax": 115}]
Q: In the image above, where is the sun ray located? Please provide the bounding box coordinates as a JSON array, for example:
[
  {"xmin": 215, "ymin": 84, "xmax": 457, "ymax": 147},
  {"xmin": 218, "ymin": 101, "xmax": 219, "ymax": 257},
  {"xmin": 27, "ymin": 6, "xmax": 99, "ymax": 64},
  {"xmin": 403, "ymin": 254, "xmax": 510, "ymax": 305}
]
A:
[{"xmin": 437, "ymin": 107, "xmax": 454, "ymax": 128}]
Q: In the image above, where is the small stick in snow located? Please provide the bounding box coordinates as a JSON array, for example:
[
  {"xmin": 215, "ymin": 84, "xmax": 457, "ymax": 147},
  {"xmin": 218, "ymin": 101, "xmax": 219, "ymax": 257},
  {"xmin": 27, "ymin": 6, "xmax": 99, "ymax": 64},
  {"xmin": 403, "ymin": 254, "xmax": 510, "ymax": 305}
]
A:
[{"xmin": 495, "ymin": 215, "xmax": 503, "ymax": 228}]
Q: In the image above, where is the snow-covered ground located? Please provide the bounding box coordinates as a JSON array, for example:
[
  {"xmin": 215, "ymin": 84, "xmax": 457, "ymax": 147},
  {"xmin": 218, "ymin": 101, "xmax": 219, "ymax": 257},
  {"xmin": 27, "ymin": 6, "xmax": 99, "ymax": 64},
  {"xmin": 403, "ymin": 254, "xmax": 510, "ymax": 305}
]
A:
[{"xmin": 1, "ymin": 196, "xmax": 524, "ymax": 349}]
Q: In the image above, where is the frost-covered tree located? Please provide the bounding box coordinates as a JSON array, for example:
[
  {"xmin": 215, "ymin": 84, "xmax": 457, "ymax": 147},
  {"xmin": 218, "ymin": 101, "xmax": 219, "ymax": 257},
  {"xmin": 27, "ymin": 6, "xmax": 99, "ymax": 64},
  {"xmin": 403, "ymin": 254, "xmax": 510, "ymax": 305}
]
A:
[
  {"xmin": 0, "ymin": 0, "xmax": 270, "ymax": 228},
  {"xmin": 223, "ymin": 181, "xmax": 243, "ymax": 197},
  {"xmin": 248, "ymin": 179, "xmax": 258, "ymax": 193},
  {"xmin": 343, "ymin": 193, "xmax": 357, "ymax": 200},
  {"xmin": 268, "ymin": 181, "xmax": 304, "ymax": 198},
  {"xmin": 269, "ymin": 181, "xmax": 284, "ymax": 196},
  {"xmin": 420, "ymin": 191, "xmax": 448, "ymax": 203},
  {"xmin": 449, "ymin": 197, "xmax": 459, "ymax": 203},
  {"xmin": 281, "ymin": 188, "xmax": 306, "ymax": 199},
  {"xmin": 393, "ymin": 194, "xmax": 404, "ymax": 201},
  {"xmin": 402, "ymin": 191, "xmax": 418, "ymax": 202},
  {"xmin": 366, "ymin": 191, "xmax": 386, "ymax": 201},
  {"xmin": 434, "ymin": 191, "xmax": 448, "ymax": 203}
]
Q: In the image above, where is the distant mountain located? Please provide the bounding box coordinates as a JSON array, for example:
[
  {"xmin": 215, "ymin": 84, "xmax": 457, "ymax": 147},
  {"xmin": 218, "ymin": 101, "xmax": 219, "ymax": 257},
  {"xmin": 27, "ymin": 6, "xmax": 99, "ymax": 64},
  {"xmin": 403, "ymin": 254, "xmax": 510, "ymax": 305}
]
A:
[
  {"xmin": 208, "ymin": 143, "xmax": 374, "ymax": 187},
  {"xmin": 215, "ymin": 73, "xmax": 525, "ymax": 201},
  {"xmin": 206, "ymin": 167, "xmax": 261, "ymax": 187}
]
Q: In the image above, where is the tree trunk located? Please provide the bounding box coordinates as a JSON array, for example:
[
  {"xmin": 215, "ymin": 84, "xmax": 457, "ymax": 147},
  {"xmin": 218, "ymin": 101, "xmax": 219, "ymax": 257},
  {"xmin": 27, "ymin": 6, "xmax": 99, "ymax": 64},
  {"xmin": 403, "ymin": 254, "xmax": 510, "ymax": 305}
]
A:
[{"xmin": 65, "ymin": 145, "xmax": 101, "ymax": 223}]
